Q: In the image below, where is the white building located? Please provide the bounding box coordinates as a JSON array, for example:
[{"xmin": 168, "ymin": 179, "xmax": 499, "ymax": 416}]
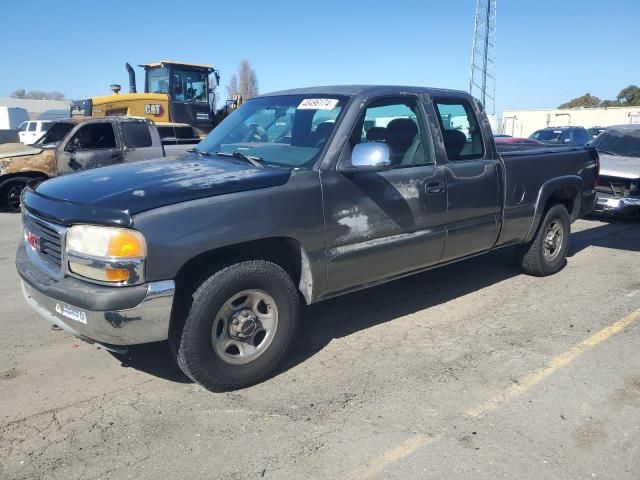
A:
[
  {"xmin": 0, "ymin": 98, "xmax": 70, "ymax": 120},
  {"xmin": 501, "ymin": 106, "xmax": 640, "ymax": 138}
]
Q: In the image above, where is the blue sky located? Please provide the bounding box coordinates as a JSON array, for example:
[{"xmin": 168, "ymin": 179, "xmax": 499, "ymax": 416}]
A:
[{"xmin": 1, "ymin": 0, "xmax": 638, "ymax": 115}]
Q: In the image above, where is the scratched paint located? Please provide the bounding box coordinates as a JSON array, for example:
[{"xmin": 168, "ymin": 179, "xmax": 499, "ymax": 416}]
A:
[{"xmin": 336, "ymin": 208, "xmax": 373, "ymax": 243}]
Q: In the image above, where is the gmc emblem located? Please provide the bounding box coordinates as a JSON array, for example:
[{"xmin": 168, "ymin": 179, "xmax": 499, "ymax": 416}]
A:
[{"xmin": 24, "ymin": 229, "xmax": 40, "ymax": 252}]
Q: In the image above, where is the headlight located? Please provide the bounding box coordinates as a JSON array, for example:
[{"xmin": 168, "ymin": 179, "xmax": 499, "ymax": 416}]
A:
[{"xmin": 65, "ymin": 225, "xmax": 146, "ymax": 285}]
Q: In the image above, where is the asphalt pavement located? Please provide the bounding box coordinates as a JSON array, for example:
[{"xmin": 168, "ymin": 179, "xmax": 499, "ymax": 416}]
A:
[{"xmin": 1, "ymin": 212, "xmax": 639, "ymax": 480}]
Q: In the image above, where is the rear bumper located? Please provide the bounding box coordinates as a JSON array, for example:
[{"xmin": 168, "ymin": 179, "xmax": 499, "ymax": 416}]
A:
[{"xmin": 594, "ymin": 194, "xmax": 640, "ymax": 216}]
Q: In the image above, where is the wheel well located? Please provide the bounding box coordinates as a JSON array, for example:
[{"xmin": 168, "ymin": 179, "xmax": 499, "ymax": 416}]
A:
[
  {"xmin": 174, "ymin": 237, "xmax": 313, "ymax": 306},
  {"xmin": 0, "ymin": 172, "xmax": 49, "ymax": 191},
  {"xmin": 545, "ymin": 186, "xmax": 579, "ymax": 219}
]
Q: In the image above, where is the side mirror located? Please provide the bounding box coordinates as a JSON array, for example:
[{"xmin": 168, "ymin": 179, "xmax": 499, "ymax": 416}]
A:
[{"xmin": 340, "ymin": 142, "xmax": 392, "ymax": 173}]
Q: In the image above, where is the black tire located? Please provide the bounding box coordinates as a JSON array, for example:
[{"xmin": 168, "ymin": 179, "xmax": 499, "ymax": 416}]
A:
[
  {"xmin": 2, "ymin": 179, "xmax": 28, "ymax": 213},
  {"xmin": 171, "ymin": 260, "xmax": 300, "ymax": 392},
  {"xmin": 518, "ymin": 203, "xmax": 571, "ymax": 276}
]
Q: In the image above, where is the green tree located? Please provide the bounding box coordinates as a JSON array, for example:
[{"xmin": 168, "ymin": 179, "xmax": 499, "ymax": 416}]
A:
[
  {"xmin": 559, "ymin": 93, "xmax": 601, "ymax": 109},
  {"xmin": 10, "ymin": 89, "xmax": 65, "ymax": 100},
  {"xmin": 616, "ymin": 85, "xmax": 640, "ymax": 106}
]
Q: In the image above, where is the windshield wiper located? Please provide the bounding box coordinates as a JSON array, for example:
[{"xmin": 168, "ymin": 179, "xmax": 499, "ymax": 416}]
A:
[
  {"xmin": 188, "ymin": 147, "xmax": 211, "ymax": 156},
  {"xmin": 216, "ymin": 151, "xmax": 264, "ymax": 168}
]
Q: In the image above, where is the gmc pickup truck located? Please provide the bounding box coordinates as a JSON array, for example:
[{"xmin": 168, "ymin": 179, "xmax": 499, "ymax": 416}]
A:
[{"xmin": 16, "ymin": 86, "xmax": 599, "ymax": 392}]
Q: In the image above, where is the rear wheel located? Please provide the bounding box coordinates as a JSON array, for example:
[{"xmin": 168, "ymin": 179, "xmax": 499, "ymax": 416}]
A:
[
  {"xmin": 171, "ymin": 260, "xmax": 299, "ymax": 391},
  {"xmin": 518, "ymin": 204, "xmax": 571, "ymax": 276}
]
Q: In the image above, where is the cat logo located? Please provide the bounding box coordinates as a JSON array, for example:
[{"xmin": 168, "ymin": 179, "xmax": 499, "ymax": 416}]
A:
[{"xmin": 144, "ymin": 104, "xmax": 164, "ymax": 117}]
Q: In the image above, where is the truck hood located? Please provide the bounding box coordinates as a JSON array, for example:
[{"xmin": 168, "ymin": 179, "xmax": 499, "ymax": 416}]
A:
[
  {"xmin": 599, "ymin": 153, "xmax": 640, "ymax": 179},
  {"xmin": 0, "ymin": 143, "xmax": 43, "ymax": 159},
  {"xmin": 28, "ymin": 154, "xmax": 292, "ymax": 224}
]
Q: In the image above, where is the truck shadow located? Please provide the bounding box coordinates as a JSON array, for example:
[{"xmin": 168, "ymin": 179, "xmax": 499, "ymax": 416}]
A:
[
  {"xmin": 111, "ymin": 218, "xmax": 638, "ymax": 386},
  {"xmin": 568, "ymin": 217, "xmax": 640, "ymax": 256}
]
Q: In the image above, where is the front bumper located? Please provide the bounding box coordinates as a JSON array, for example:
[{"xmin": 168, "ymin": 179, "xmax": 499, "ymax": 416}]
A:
[
  {"xmin": 17, "ymin": 242, "xmax": 175, "ymax": 347},
  {"xmin": 21, "ymin": 280, "xmax": 175, "ymax": 347},
  {"xmin": 594, "ymin": 194, "xmax": 640, "ymax": 217}
]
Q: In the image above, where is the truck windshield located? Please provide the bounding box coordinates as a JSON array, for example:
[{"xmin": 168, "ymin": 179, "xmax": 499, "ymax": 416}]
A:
[
  {"xmin": 592, "ymin": 128, "xmax": 640, "ymax": 157},
  {"xmin": 33, "ymin": 122, "xmax": 75, "ymax": 147},
  {"xmin": 197, "ymin": 94, "xmax": 349, "ymax": 168}
]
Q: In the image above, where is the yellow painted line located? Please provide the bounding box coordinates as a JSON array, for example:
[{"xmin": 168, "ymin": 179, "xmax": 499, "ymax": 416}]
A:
[
  {"xmin": 346, "ymin": 307, "xmax": 640, "ymax": 479},
  {"xmin": 466, "ymin": 307, "xmax": 640, "ymax": 417},
  {"xmin": 346, "ymin": 434, "xmax": 433, "ymax": 480}
]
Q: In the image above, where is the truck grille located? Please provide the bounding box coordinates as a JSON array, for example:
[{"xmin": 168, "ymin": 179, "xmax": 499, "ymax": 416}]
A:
[
  {"xmin": 596, "ymin": 175, "xmax": 632, "ymax": 198},
  {"xmin": 23, "ymin": 213, "xmax": 66, "ymax": 277}
]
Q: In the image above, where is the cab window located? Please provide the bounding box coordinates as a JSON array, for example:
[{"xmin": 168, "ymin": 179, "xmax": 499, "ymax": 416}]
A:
[
  {"xmin": 121, "ymin": 122, "xmax": 152, "ymax": 148},
  {"xmin": 434, "ymin": 100, "xmax": 484, "ymax": 160},
  {"xmin": 147, "ymin": 67, "xmax": 170, "ymax": 94},
  {"xmin": 172, "ymin": 69, "xmax": 208, "ymax": 103},
  {"xmin": 68, "ymin": 123, "xmax": 117, "ymax": 150},
  {"xmin": 351, "ymin": 97, "xmax": 435, "ymax": 167}
]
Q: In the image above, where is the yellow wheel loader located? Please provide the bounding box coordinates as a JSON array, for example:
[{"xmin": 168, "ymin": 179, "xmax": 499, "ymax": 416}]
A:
[{"xmin": 70, "ymin": 61, "xmax": 233, "ymax": 136}]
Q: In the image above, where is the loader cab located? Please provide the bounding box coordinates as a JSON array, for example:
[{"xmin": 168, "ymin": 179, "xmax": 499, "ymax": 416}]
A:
[
  {"xmin": 143, "ymin": 62, "xmax": 215, "ymax": 104},
  {"xmin": 141, "ymin": 61, "xmax": 217, "ymax": 134}
]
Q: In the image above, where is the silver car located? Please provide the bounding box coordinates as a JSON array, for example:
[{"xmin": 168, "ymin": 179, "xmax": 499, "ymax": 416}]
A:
[{"xmin": 593, "ymin": 124, "xmax": 640, "ymax": 217}]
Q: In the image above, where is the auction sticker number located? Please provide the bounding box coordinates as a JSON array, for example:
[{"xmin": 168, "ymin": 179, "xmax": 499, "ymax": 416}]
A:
[{"xmin": 297, "ymin": 98, "xmax": 339, "ymax": 110}]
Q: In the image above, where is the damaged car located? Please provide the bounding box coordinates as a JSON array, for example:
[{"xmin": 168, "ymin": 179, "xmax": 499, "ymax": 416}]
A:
[
  {"xmin": 0, "ymin": 117, "xmax": 164, "ymax": 212},
  {"xmin": 593, "ymin": 124, "xmax": 640, "ymax": 217}
]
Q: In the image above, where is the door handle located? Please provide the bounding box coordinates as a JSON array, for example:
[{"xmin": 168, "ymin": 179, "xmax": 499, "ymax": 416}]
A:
[{"xmin": 424, "ymin": 181, "xmax": 445, "ymax": 194}]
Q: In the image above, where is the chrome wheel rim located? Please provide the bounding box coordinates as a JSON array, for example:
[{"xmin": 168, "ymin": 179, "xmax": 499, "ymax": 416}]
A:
[
  {"xmin": 543, "ymin": 220, "xmax": 564, "ymax": 261},
  {"xmin": 211, "ymin": 289, "xmax": 278, "ymax": 365}
]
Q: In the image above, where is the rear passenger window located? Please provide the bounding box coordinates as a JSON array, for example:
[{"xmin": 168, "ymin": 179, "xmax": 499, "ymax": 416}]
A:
[
  {"xmin": 121, "ymin": 122, "xmax": 152, "ymax": 148},
  {"xmin": 434, "ymin": 101, "xmax": 484, "ymax": 160},
  {"xmin": 351, "ymin": 97, "xmax": 435, "ymax": 167}
]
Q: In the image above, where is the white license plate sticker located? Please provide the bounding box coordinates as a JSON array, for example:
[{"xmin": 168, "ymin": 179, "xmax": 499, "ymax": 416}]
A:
[
  {"xmin": 55, "ymin": 302, "xmax": 88, "ymax": 324},
  {"xmin": 297, "ymin": 98, "xmax": 339, "ymax": 110}
]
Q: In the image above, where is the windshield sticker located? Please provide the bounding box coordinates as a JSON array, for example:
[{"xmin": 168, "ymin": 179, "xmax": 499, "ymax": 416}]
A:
[{"xmin": 297, "ymin": 98, "xmax": 339, "ymax": 110}]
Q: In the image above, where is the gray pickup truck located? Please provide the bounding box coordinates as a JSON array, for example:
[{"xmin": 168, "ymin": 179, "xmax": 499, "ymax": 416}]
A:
[{"xmin": 16, "ymin": 86, "xmax": 599, "ymax": 391}]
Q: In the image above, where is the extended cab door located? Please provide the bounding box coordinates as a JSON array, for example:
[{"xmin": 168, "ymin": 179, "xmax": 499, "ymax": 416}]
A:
[
  {"xmin": 428, "ymin": 98, "xmax": 501, "ymax": 261},
  {"xmin": 119, "ymin": 119, "xmax": 164, "ymax": 162},
  {"xmin": 56, "ymin": 121, "xmax": 123, "ymax": 175},
  {"xmin": 322, "ymin": 95, "xmax": 447, "ymax": 295}
]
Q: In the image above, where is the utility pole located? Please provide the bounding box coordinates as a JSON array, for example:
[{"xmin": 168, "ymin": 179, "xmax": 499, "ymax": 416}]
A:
[{"xmin": 469, "ymin": 0, "xmax": 496, "ymax": 114}]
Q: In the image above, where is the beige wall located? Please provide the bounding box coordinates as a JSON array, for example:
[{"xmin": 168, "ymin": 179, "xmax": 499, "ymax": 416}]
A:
[{"xmin": 501, "ymin": 107, "xmax": 640, "ymax": 137}]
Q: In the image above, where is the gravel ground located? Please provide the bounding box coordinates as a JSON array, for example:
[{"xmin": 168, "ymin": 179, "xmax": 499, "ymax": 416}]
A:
[{"xmin": 1, "ymin": 212, "xmax": 639, "ymax": 480}]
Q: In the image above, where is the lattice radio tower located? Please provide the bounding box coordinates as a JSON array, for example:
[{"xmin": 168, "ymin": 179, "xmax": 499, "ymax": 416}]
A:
[{"xmin": 469, "ymin": 0, "xmax": 496, "ymax": 114}]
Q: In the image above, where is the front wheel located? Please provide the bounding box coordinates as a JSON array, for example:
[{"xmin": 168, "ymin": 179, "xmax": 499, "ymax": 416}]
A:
[
  {"xmin": 171, "ymin": 260, "xmax": 300, "ymax": 392},
  {"xmin": 518, "ymin": 204, "xmax": 571, "ymax": 276},
  {"xmin": 2, "ymin": 179, "xmax": 28, "ymax": 212}
]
